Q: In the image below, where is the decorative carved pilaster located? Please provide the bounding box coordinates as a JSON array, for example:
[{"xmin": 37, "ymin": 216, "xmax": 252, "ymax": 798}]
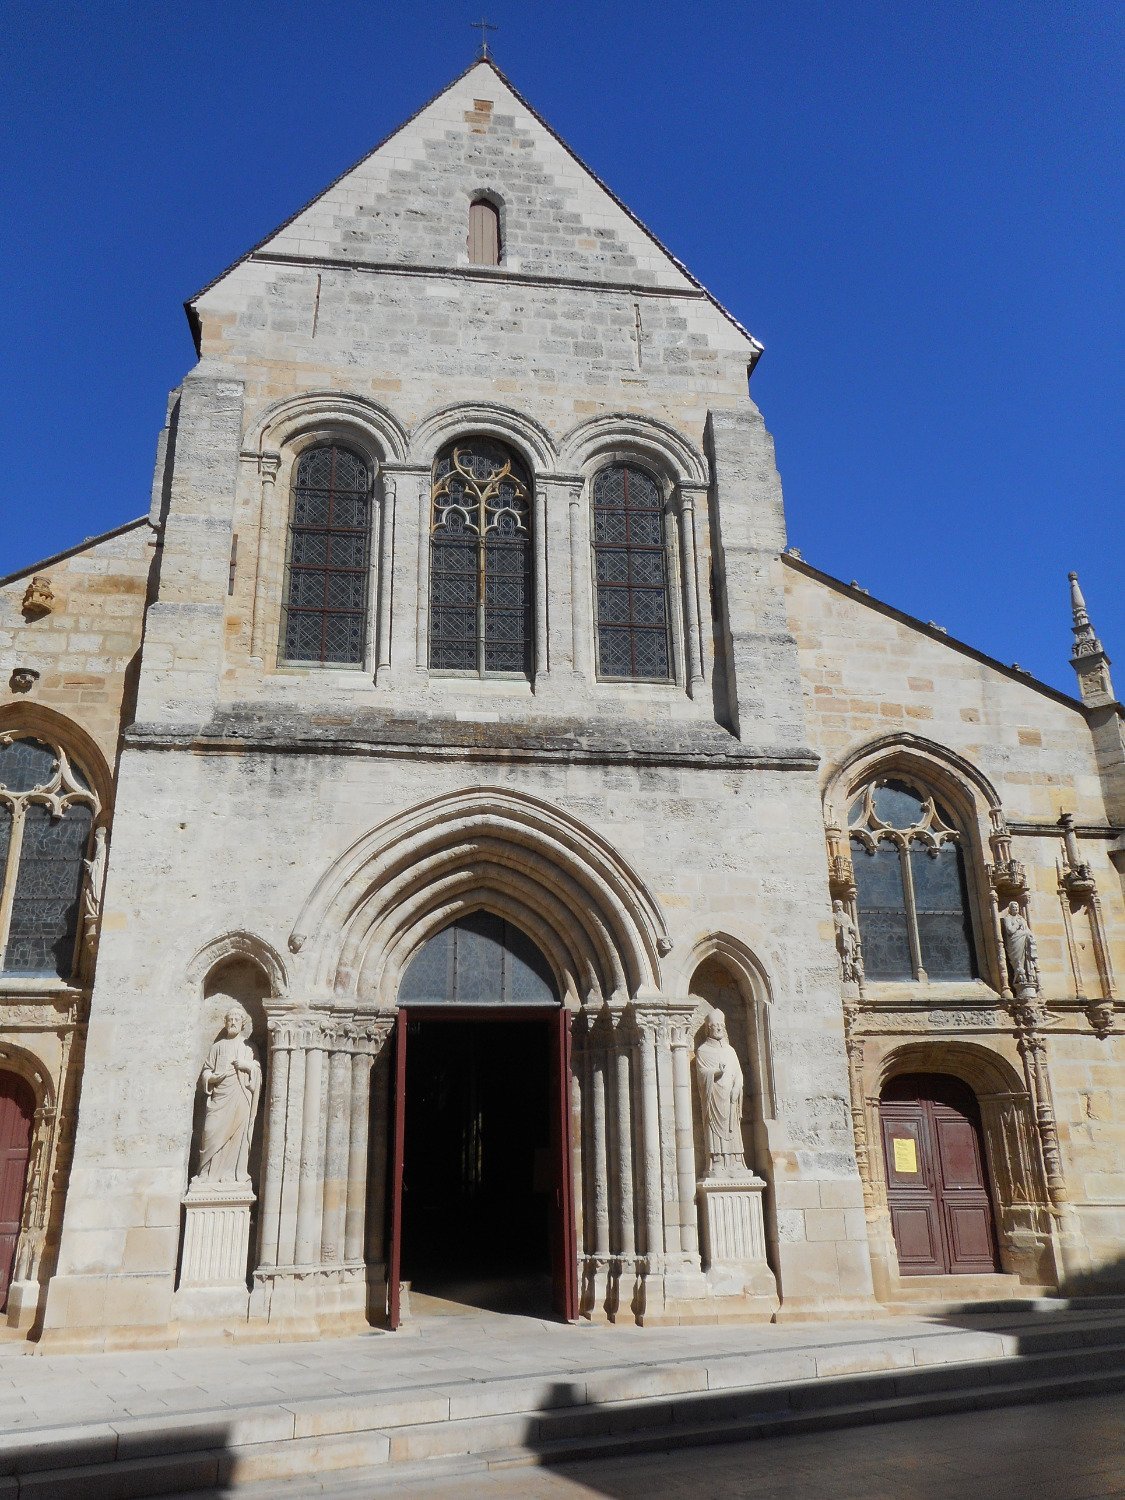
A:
[
  {"xmin": 1015, "ymin": 1023, "xmax": 1068, "ymax": 1212},
  {"xmin": 843, "ymin": 1014, "xmax": 874, "ymax": 1213},
  {"xmin": 825, "ymin": 808, "xmax": 865, "ymax": 993},
  {"xmin": 1057, "ymin": 812, "xmax": 1117, "ymax": 1037}
]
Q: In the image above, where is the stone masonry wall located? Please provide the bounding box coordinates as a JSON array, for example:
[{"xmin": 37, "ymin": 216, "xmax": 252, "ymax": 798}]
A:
[{"xmin": 0, "ymin": 520, "xmax": 153, "ymax": 773}]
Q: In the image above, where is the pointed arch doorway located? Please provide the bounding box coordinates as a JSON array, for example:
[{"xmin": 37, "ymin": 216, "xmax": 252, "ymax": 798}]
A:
[{"xmin": 386, "ymin": 913, "xmax": 577, "ymax": 1327}]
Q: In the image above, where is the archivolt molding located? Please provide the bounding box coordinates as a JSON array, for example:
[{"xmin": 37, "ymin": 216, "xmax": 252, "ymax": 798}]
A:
[
  {"xmin": 410, "ymin": 402, "xmax": 558, "ymax": 473},
  {"xmin": 870, "ymin": 1037, "xmax": 1026, "ymax": 1101},
  {"xmin": 243, "ymin": 392, "xmax": 410, "ymax": 466},
  {"xmin": 288, "ymin": 788, "xmax": 670, "ymax": 1007},
  {"xmin": 822, "ymin": 732, "xmax": 1002, "ymax": 831},
  {"xmin": 0, "ymin": 1041, "xmax": 55, "ymax": 1113},
  {"xmin": 676, "ymin": 931, "xmax": 775, "ymax": 1006},
  {"xmin": 559, "ymin": 412, "xmax": 709, "ymax": 489},
  {"xmin": 185, "ymin": 930, "xmax": 289, "ymax": 1000},
  {"xmin": 0, "ymin": 704, "xmax": 112, "ymax": 816}
]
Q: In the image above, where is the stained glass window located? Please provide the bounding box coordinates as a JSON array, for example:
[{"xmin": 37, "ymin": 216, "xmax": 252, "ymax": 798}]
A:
[
  {"xmin": 280, "ymin": 445, "xmax": 372, "ymax": 666},
  {"xmin": 592, "ymin": 463, "xmax": 671, "ymax": 680},
  {"xmin": 398, "ymin": 912, "xmax": 558, "ymax": 1005},
  {"xmin": 850, "ymin": 777, "xmax": 977, "ymax": 983},
  {"xmin": 429, "ymin": 439, "xmax": 533, "ymax": 677},
  {"xmin": 0, "ymin": 737, "xmax": 98, "ymax": 980}
]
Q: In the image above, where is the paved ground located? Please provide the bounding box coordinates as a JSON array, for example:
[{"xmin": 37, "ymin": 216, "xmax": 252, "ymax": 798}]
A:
[
  {"xmin": 0, "ymin": 1300, "xmax": 1039, "ymax": 1434},
  {"xmin": 262, "ymin": 1392, "xmax": 1125, "ymax": 1499}
]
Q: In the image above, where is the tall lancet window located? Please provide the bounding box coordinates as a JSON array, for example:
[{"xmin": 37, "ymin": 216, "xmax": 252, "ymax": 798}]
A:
[
  {"xmin": 280, "ymin": 445, "xmax": 373, "ymax": 665},
  {"xmin": 468, "ymin": 197, "xmax": 501, "ymax": 266},
  {"xmin": 429, "ymin": 439, "xmax": 533, "ymax": 677},
  {"xmin": 849, "ymin": 778, "xmax": 978, "ymax": 982},
  {"xmin": 0, "ymin": 736, "xmax": 98, "ymax": 979},
  {"xmin": 592, "ymin": 462, "xmax": 672, "ymax": 680}
]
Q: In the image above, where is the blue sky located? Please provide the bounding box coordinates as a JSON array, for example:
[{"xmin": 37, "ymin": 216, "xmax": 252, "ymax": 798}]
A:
[{"xmin": 3, "ymin": 1, "xmax": 1121, "ymax": 693}]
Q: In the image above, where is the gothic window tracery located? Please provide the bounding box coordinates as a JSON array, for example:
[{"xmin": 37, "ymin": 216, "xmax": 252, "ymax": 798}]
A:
[
  {"xmin": 429, "ymin": 438, "xmax": 533, "ymax": 677},
  {"xmin": 280, "ymin": 445, "xmax": 373, "ymax": 666},
  {"xmin": 591, "ymin": 463, "xmax": 672, "ymax": 681},
  {"xmin": 0, "ymin": 736, "xmax": 98, "ymax": 979},
  {"xmin": 849, "ymin": 777, "xmax": 977, "ymax": 983}
]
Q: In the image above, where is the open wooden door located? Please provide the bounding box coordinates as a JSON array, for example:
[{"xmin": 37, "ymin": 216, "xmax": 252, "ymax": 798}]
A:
[
  {"xmin": 0, "ymin": 1074, "xmax": 33, "ymax": 1312},
  {"xmin": 548, "ymin": 1006, "xmax": 578, "ymax": 1320},
  {"xmin": 386, "ymin": 1007, "xmax": 408, "ymax": 1329}
]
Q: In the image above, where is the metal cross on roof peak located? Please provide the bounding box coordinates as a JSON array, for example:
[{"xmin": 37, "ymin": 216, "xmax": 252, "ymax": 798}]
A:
[{"xmin": 471, "ymin": 16, "xmax": 497, "ymax": 59}]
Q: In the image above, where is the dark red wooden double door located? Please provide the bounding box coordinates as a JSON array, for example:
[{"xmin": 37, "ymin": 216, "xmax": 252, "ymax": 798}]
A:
[
  {"xmin": 0, "ymin": 1073, "xmax": 34, "ymax": 1311},
  {"xmin": 880, "ymin": 1073, "xmax": 999, "ymax": 1276}
]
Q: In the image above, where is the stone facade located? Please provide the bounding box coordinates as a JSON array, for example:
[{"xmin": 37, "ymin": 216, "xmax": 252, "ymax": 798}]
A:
[{"xmin": 0, "ymin": 60, "xmax": 1120, "ymax": 1347}]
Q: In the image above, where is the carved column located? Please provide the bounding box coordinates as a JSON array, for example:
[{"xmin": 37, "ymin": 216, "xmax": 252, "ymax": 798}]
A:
[
  {"xmin": 633, "ymin": 1014, "xmax": 664, "ymax": 1270},
  {"xmin": 320, "ymin": 1039, "xmax": 352, "ymax": 1265},
  {"xmin": 612, "ymin": 1010, "xmax": 636, "ymax": 1263},
  {"xmin": 294, "ymin": 1027, "xmax": 326, "ymax": 1267},
  {"xmin": 249, "ymin": 451, "xmax": 281, "ymax": 660},
  {"xmin": 257, "ymin": 1018, "xmax": 294, "ymax": 1269},
  {"xmin": 533, "ymin": 480, "xmax": 550, "ymax": 684},
  {"xmin": 414, "ymin": 472, "xmax": 431, "ymax": 671},
  {"xmin": 346, "ymin": 1022, "xmax": 390, "ymax": 1265},
  {"xmin": 567, "ymin": 482, "xmax": 593, "ymax": 680},
  {"xmin": 375, "ymin": 476, "xmax": 396, "ymax": 684},
  {"xmin": 678, "ymin": 486, "xmax": 707, "ymax": 695},
  {"xmin": 668, "ymin": 1007, "xmax": 700, "ymax": 1261}
]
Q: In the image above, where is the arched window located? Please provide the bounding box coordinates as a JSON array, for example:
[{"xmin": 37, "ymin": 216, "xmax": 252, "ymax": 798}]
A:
[
  {"xmin": 280, "ymin": 445, "xmax": 373, "ymax": 665},
  {"xmin": 591, "ymin": 463, "xmax": 671, "ymax": 681},
  {"xmin": 849, "ymin": 777, "xmax": 977, "ymax": 982},
  {"xmin": 0, "ymin": 737, "xmax": 98, "ymax": 978},
  {"xmin": 429, "ymin": 439, "xmax": 533, "ymax": 677},
  {"xmin": 468, "ymin": 197, "xmax": 501, "ymax": 266},
  {"xmin": 399, "ymin": 912, "xmax": 557, "ymax": 1005}
]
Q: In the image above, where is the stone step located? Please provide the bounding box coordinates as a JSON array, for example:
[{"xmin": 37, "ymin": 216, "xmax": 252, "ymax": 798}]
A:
[{"xmin": 5, "ymin": 1322, "xmax": 1124, "ymax": 1500}]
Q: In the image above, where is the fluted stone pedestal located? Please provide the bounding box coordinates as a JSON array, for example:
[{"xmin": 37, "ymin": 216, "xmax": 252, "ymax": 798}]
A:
[
  {"xmin": 179, "ymin": 1180, "xmax": 254, "ymax": 1288},
  {"xmin": 697, "ymin": 1173, "xmax": 778, "ymax": 1304}
]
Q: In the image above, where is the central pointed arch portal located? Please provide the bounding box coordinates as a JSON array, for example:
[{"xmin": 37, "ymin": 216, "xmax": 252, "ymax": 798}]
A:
[{"xmin": 386, "ymin": 911, "xmax": 577, "ymax": 1327}]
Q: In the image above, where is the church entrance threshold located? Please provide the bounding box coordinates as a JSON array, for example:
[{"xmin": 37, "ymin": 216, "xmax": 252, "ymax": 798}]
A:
[{"xmin": 387, "ymin": 1007, "xmax": 576, "ymax": 1327}]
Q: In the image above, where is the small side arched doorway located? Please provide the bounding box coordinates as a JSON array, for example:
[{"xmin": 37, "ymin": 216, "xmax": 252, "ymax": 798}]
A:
[
  {"xmin": 880, "ymin": 1073, "xmax": 1000, "ymax": 1276},
  {"xmin": 0, "ymin": 1073, "xmax": 35, "ymax": 1311},
  {"xmin": 387, "ymin": 912, "xmax": 577, "ymax": 1326}
]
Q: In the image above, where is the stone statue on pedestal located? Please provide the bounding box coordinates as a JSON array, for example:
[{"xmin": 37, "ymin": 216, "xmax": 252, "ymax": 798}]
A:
[
  {"xmin": 195, "ymin": 1003, "xmax": 261, "ymax": 1185},
  {"xmin": 1001, "ymin": 902, "xmax": 1039, "ymax": 995},
  {"xmin": 695, "ymin": 1009, "xmax": 746, "ymax": 1177}
]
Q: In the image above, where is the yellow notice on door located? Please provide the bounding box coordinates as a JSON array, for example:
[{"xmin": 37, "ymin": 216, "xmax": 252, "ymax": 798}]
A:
[{"xmin": 892, "ymin": 1136, "xmax": 918, "ymax": 1173}]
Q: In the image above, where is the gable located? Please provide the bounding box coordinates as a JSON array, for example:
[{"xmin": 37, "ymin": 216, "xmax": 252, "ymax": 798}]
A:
[{"xmin": 189, "ymin": 62, "xmax": 759, "ymax": 352}]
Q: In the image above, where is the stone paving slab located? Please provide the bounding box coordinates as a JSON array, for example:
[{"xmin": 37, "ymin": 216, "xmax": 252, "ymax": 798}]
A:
[{"xmin": 0, "ymin": 1301, "xmax": 1118, "ymax": 1442}]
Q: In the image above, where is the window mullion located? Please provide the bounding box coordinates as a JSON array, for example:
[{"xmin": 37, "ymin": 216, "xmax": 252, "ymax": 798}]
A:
[
  {"xmin": 477, "ymin": 494, "xmax": 486, "ymax": 677},
  {"xmin": 0, "ymin": 801, "xmax": 28, "ymax": 972},
  {"xmin": 899, "ymin": 841, "xmax": 927, "ymax": 982}
]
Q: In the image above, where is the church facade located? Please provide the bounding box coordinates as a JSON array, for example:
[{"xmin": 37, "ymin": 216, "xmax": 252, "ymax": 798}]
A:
[{"xmin": 0, "ymin": 61, "xmax": 1121, "ymax": 1348}]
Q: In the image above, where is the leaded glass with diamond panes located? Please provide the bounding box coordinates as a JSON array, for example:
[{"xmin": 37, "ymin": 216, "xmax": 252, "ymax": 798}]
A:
[
  {"xmin": 0, "ymin": 737, "xmax": 99, "ymax": 980},
  {"xmin": 592, "ymin": 464, "xmax": 671, "ymax": 680},
  {"xmin": 281, "ymin": 446, "xmax": 372, "ymax": 665},
  {"xmin": 430, "ymin": 440, "xmax": 532, "ymax": 677}
]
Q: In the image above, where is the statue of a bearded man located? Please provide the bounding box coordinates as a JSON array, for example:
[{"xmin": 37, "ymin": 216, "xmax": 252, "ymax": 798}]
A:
[
  {"xmin": 195, "ymin": 1003, "xmax": 262, "ymax": 1185},
  {"xmin": 695, "ymin": 1009, "xmax": 747, "ymax": 1177}
]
